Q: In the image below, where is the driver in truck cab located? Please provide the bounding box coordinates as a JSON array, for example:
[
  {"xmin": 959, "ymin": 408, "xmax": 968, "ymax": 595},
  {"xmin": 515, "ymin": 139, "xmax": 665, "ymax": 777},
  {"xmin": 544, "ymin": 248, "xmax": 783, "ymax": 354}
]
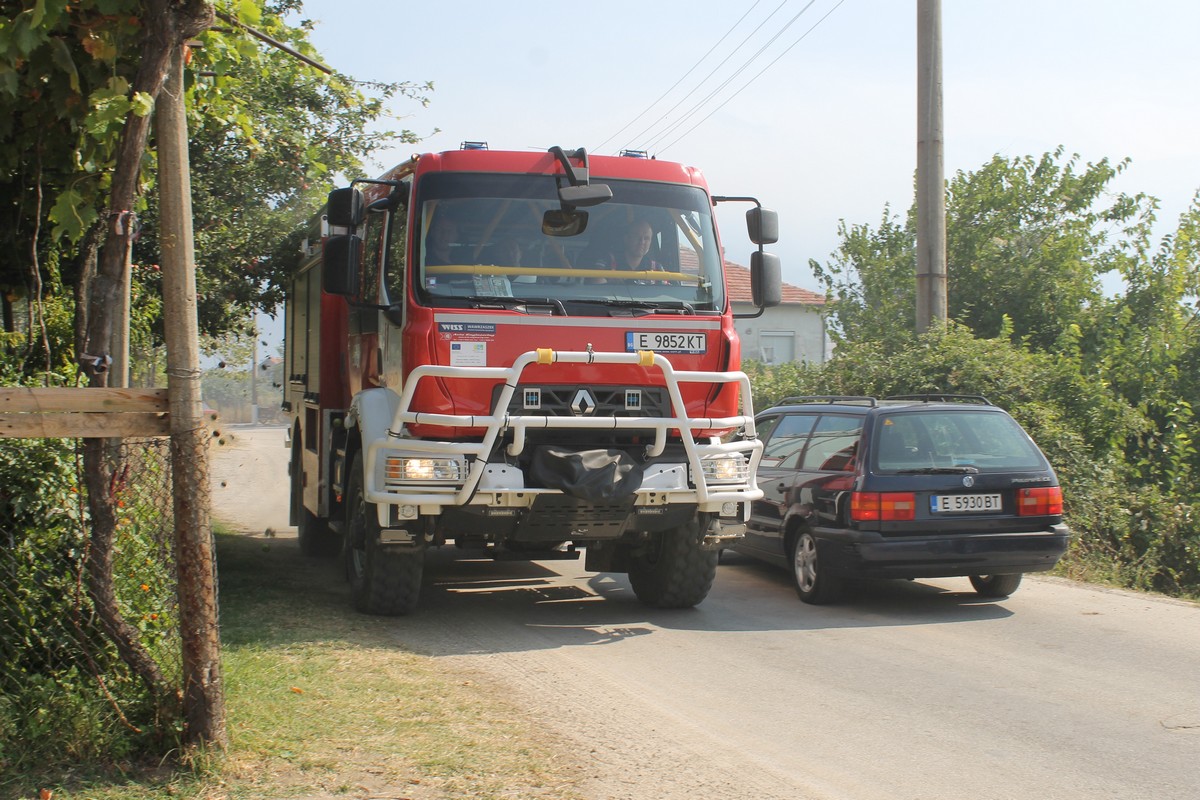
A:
[{"xmin": 587, "ymin": 219, "xmax": 668, "ymax": 284}]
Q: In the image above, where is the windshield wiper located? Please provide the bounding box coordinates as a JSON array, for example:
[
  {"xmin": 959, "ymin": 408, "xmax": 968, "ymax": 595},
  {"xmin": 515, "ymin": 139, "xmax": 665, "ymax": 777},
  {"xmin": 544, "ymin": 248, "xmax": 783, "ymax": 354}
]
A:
[
  {"xmin": 893, "ymin": 466, "xmax": 980, "ymax": 474},
  {"xmin": 574, "ymin": 299, "xmax": 696, "ymax": 316},
  {"xmin": 462, "ymin": 296, "xmax": 567, "ymax": 316}
]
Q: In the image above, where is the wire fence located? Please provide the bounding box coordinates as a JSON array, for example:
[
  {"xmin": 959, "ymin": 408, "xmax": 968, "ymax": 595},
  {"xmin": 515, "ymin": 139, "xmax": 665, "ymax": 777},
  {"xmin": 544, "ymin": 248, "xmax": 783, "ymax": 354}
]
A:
[{"xmin": 0, "ymin": 437, "xmax": 182, "ymax": 776}]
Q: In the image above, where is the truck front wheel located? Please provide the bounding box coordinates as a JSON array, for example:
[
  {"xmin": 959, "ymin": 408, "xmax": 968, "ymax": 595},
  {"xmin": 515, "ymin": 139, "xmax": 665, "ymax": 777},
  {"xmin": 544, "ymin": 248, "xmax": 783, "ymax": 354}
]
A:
[
  {"xmin": 344, "ymin": 453, "xmax": 423, "ymax": 616},
  {"xmin": 627, "ymin": 518, "xmax": 717, "ymax": 609}
]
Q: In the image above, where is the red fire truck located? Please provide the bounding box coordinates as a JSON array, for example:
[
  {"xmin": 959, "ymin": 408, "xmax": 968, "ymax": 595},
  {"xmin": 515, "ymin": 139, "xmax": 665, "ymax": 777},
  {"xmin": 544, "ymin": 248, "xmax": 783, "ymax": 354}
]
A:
[{"xmin": 284, "ymin": 144, "xmax": 781, "ymax": 615}]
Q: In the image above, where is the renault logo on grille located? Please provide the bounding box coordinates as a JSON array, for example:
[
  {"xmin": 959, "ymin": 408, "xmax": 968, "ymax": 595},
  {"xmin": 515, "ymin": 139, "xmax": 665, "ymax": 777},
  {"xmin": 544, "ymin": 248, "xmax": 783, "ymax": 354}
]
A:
[{"xmin": 571, "ymin": 389, "xmax": 597, "ymax": 416}]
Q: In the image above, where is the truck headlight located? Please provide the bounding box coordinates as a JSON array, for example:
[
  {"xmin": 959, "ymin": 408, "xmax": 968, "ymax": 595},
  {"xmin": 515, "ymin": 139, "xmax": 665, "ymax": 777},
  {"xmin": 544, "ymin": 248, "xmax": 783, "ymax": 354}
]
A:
[
  {"xmin": 385, "ymin": 456, "xmax": 463, "ymax": 483},
  {"xmin": 698, "ymin": 454, "xmax": 750, "ymax": 484}
]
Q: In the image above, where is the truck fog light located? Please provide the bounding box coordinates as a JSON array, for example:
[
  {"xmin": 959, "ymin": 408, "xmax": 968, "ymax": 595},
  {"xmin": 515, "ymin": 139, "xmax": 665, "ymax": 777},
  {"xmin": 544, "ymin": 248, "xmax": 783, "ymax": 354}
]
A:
[
  {"xmin": 721, "ymin": 502, "xmax": 739, "ymax": 517},
  {"xmin": 699, "ymin": 454, "xmax": 750, "ymax": 484},
  {"xmin": 385, "ymin": 456, "xmax": 463, "ymax": 482}
]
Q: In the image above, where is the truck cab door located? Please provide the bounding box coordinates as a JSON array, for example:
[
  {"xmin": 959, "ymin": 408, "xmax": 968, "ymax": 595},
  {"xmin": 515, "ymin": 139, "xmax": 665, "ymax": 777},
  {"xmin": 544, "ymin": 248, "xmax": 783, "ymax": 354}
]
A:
[
  {"xmin": 380, "ymin": 204, "xmax": 409, "ymax": 389},
  {"xmin": 347, "ymin": 207, "xmax": 387, "ymax": 391}
]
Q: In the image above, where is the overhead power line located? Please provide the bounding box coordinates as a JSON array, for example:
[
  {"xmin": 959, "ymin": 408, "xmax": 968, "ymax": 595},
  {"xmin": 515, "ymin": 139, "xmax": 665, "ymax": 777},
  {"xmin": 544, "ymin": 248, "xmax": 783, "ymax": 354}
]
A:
[
  {"xmin": 639, "ymin": 0, "xmax": 820, "ymax": 154},
  {"xmin": 213, "ymin": 10, "xmax": 332, "ymax": 74},
  {"xmin": 657, "ymin": 0, "xmax": 845, "ymax": 155},
  {"xmin": 615, "ymin": 0, "xmax": 795, "ymax": 154},
  {"xmin": 593, "ymin": 0, "xmax": 765, "ymax": 153}
]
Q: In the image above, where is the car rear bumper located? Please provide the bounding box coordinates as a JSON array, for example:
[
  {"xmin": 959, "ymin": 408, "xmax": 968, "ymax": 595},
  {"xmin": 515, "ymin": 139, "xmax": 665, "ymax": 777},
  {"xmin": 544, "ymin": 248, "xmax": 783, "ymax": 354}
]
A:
[{"xmin": 811, "ymin": 524, "xmax": 1070, "ymax": 578}]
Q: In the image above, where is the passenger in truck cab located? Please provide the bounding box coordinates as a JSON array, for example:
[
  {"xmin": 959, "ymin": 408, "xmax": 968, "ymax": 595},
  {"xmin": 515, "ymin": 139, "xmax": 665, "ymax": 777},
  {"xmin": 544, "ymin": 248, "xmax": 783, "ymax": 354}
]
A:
[
  {"xmin": 587, "ymin": 219, "xmax": 667, "ymax": 284},
  {"xmin": 423, "ymin": 214, "xmax": 459, "ymax": 266}
]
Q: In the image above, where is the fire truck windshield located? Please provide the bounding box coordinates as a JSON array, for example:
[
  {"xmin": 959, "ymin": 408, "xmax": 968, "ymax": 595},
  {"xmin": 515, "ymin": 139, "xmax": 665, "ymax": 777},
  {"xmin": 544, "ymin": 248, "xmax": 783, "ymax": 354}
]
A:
[{"xmin": 405, "ymin": 173, "xmax": 727, "ymax": 313}]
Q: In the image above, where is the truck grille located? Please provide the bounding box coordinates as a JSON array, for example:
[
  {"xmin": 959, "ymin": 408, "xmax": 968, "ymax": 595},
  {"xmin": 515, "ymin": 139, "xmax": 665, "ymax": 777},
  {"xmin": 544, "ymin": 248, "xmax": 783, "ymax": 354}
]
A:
[{"xmin": 495, "ymin": 385, "xmax": 669, "ymax": 418}]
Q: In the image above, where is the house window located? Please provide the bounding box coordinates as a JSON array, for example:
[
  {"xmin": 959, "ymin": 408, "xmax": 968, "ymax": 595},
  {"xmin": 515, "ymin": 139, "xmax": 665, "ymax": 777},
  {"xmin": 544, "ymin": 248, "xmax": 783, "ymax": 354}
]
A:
[{"xmin": 760, "ymin": 331, "xmax": 794, "ymax": 365}]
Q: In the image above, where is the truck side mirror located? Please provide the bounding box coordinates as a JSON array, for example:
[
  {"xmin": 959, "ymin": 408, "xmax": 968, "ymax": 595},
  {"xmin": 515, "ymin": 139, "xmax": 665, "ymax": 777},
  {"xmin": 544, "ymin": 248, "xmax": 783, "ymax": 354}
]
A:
[
  {"xmin": 326, "ymin": 187, "xmax": 365, "ymax": 228},
  {"xmin": 746, "ymin": 207, "xmax": 779, "ymax": 245},
  {"xmin": 751, "ymin": 251, "xmax": 782, "ymax": 308},
  {"xmin": 322, "ymin": 234, "xmax": 362, "ymax": 296}
]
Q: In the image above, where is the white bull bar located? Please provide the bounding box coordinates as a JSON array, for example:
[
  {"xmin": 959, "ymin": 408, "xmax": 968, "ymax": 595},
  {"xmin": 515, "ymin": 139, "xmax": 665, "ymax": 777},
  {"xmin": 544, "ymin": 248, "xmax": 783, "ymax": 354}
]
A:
[{"xmin": 361, "ymin": 348, "xmax": 762, "ymax": 511}]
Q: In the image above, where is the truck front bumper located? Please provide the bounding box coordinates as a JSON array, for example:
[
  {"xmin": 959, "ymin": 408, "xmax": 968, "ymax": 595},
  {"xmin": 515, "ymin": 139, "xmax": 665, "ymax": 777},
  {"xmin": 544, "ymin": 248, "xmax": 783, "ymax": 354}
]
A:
[{"xmin": 354, "ymin": 348, "xmax": 763, "ymax": 526}]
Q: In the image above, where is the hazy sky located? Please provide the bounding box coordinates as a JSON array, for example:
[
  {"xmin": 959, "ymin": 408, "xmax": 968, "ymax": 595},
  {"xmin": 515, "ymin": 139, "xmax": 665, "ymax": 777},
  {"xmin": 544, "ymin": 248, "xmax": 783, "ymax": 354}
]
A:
[{"xmin": 281, "ymin": 0, "xmax": 1198, "ymax": 296}]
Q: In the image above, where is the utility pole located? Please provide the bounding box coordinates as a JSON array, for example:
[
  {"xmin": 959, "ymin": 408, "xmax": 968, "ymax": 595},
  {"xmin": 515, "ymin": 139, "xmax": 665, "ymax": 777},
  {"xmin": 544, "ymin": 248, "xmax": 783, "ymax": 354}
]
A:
[
  {"xmin": 251, "ymin": 317, "xmax": 259, "ymax": 425},
  {"xmin": 916, "ymin": 0, "xmax": 947, "ymax": 333},
  {"xmin": 158, "ymin": 43, "xmax": 227, "ymax": 749}
]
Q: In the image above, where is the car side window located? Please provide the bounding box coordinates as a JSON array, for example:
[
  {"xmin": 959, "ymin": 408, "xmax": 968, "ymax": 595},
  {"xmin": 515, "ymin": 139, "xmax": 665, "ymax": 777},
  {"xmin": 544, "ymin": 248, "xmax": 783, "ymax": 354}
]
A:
[
  {"xmin": 760, "ymin": 413, "xmax": 817, "ymax": 468},
  {"xmin": 799, "ymin": 415, "xmax": 863, "ymax": 472}
]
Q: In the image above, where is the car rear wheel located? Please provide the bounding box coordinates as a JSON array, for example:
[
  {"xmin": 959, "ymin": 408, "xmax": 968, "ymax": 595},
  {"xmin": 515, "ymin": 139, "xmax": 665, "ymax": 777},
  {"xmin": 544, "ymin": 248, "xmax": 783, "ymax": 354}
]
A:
[
  {"xmin": 790, "ymin": 531, "xmax": 841, "ymax": 604},
  {"xmin": 969, "ymin": 573, "xmax": 1023, "ymax": 598}
]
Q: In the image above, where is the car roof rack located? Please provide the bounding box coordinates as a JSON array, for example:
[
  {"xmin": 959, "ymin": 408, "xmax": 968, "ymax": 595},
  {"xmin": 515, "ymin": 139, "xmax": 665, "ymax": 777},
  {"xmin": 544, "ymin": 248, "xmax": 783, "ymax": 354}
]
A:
[
  {"xmin": 885, "ymin": 393, "xmax": 993, "ymax": 405},
  {"xmin": 774, "ymin": 395, "xmax": 878, "ymax": 407}
]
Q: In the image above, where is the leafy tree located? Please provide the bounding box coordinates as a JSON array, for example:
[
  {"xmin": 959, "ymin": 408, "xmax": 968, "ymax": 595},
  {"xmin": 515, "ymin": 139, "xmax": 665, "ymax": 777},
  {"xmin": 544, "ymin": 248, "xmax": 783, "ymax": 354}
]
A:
[
  {"xmin": 0, "ymin": 0, "xmax": 430, "ymax": 375},
  {"xmin": 810, "ymin": 149, "xmax": 1153, "ymax": 352},
  {"xmin": 808, "ymin": 204, "xmax": 915, "ymax": 346},
  {"xmin": 1088, "ymin": 194, "xmax": 1200, "ymax": 485},
  {"xmin": 135, "ymin": 2, "xmax": 430, "ymax": 340},
  {"xmin": 946, "ymin": 148, "xmax": 1148, "ymax": 351},
  {"xmin": 0, "ymin": 0, "xmax": 434, "ymax": 759}
]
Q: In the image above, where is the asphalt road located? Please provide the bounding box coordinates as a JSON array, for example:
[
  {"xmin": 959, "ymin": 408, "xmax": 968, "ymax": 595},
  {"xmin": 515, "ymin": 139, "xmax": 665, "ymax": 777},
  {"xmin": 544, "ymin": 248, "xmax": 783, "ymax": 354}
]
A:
[{"xmin": 211, "ymin": 425, "xmax": 1200, "ymax": 800}]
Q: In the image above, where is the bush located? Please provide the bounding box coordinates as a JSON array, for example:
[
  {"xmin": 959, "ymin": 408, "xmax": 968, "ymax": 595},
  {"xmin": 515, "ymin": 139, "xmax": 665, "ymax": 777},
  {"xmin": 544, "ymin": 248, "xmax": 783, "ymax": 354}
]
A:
[{"xmin": 0, "ymin": 437, "xmax": 181, "ymax": 784}]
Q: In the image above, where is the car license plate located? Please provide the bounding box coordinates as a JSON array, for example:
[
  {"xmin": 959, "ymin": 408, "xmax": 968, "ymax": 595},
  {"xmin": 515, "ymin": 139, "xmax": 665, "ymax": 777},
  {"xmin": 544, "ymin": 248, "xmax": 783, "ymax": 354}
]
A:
[
  {"xmin": 626, "ymin": 331, "xmax": 707, "ymax": 353},
  {"xmin": 930, "ymin": 493, "xmax": 1002, "ymax": 513}
]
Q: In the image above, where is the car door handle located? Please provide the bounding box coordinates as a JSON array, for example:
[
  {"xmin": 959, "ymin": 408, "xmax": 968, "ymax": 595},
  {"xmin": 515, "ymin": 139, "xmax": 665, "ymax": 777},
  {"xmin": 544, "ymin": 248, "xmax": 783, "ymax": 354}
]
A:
[{"xmin": 777, "ymin": 481, "xmax": 787, "ymax": 492}]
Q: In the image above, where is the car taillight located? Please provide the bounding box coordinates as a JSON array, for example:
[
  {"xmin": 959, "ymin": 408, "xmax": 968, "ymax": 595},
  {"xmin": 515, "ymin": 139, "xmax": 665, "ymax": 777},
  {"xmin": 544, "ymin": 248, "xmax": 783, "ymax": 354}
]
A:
[
  {"xmin": 851, "ymin": 491, "xmax": 916, "ymax": 522},
  {"xmin": 1017, "ymin": 486, "xmax": 1063, "ymax": 516}
]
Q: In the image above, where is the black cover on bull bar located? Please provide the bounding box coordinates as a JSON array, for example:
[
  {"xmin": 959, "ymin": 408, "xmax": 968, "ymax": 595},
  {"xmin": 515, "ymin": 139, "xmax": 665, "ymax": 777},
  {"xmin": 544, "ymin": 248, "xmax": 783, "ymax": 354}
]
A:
[{"xmin": 530, "ymin": 446, "xmax": 644, "ymax": 502}]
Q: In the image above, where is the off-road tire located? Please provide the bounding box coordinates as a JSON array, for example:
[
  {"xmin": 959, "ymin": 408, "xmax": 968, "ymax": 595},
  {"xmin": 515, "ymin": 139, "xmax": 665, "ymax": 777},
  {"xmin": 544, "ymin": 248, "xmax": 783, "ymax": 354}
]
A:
[
  {"xmin": 627, "ymin": 518, "xmax": 717, "ymax": 609},
  {"xmin": 790, "ymin": 530, "xmax": 842, "ymax": 605},
  {"xmin": 969, "ymin": 573, "xmax": 1023, "ymax": 598},
  {"xmin": 344, "ymin": 453, "xmax": 423, "ymax": 615}
]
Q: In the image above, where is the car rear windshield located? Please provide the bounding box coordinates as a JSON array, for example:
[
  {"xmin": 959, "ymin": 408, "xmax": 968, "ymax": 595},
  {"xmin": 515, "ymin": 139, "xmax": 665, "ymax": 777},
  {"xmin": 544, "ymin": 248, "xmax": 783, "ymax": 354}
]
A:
[{"xmin": 871, "ymin": 410, "xmax": 1048, "ymax": 473}]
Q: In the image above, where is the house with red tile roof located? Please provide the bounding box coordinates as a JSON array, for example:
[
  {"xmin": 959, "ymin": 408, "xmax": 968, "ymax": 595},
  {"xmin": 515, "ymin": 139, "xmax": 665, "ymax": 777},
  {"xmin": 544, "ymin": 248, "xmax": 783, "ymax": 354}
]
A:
[{"xmin": 725, "ymin": 261, "xmax": 827, "ymax": 364}]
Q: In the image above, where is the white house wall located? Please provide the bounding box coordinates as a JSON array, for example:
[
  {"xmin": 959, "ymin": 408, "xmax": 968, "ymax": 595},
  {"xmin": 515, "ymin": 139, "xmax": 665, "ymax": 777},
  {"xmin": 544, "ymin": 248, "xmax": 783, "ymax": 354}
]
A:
[{"xmin": 733, "ymin": 303, "xmax": 827, "ymax": 365}]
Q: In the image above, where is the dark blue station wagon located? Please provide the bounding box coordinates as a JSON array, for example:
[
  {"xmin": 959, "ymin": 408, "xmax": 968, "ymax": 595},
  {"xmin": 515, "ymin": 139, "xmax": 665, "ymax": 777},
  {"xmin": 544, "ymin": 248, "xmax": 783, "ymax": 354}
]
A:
[{"xmin": 732, "ymin": 396, "xmax": 1071, "ymax": 603}]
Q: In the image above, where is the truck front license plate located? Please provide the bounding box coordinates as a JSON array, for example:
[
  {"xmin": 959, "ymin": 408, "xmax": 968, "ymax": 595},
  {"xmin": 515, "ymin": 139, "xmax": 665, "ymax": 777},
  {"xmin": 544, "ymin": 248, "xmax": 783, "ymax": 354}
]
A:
[{"xmin": 626, "ymin": 332, "xmax": 707, "ymax": 353}]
